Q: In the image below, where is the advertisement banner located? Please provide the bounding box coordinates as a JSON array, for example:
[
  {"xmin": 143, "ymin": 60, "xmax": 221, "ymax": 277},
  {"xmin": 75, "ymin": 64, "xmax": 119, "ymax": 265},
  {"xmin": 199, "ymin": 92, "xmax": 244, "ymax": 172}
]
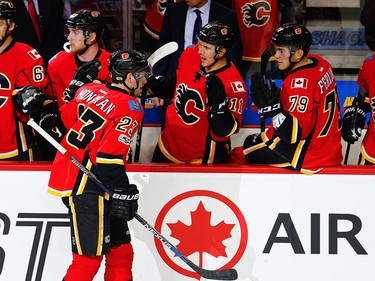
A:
[{"xmin": 0, "ymin": 168, "xmax": 374, "ymax": 280}]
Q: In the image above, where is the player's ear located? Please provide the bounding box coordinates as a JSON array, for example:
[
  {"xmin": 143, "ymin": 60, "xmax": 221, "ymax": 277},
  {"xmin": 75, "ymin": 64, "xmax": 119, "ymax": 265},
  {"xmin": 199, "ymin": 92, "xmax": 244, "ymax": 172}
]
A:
[
  {"xmin": 8, "ymin": 21, "xmax": 15, "ymax": 32},
  {"xmin": 86, "ymin": 32, "xmax": 97, "ymax": 44},
  {"xmin": 294, "ymin": 48, "xmax": 304, "ymax": 60},
  {"xmin": 216, "ymin": 46, "xmax": 226, "ymax": 58}
]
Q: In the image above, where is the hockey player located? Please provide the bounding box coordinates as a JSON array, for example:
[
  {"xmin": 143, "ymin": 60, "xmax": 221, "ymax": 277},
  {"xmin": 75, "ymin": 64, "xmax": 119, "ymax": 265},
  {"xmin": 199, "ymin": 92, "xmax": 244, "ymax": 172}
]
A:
[
  {"xmin": 238, "ymin": 22, "xmax": 342, "ymax": 173},
  {"xmin": 341, "ymin": 0, "xmax": 375, "ymax": 165},
  {"xmin": 147, "ymin": 21, "xmax": 247, "ymax": 163},
  {"xmin": 0, "ymin": 1, "xmax": 48, "ymax": 161},
  {"xmin": 37, "ymin": 8, "xmax": 111, "ymax": 160},
  {"xmin": 48, "ymin": 49, "xmax": 150, "ymax": 281},
  {"xmin": 47, "ymin": 8, "xmax": 111, "ymax": 109},
  {"xmin": 342, "ymin": 50, "xmax": 375, "ymax": 165}
]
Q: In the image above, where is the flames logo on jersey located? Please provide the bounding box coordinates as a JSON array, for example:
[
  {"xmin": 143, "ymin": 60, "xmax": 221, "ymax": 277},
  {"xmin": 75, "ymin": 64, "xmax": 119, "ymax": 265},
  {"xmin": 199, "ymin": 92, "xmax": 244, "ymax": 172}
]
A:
[
  {"xmin": 157, "ymin": 0, "xmax": 177, "ymax": 16},
  {"xmin": 175, "ymin": 83, "xmax": 204, "ymax": 125},
  {"xmin": 241, "ymin": 1, "xmax": 272, "ymax": 28}
]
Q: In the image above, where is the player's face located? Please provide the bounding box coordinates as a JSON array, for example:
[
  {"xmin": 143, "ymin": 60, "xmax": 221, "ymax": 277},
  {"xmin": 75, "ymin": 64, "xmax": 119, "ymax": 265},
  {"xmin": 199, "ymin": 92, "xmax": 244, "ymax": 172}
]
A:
[
  {"xmin": 66, "ymin": 27, "xmax": 87, "ymax": 53},
  {"xmin": 0, "ymin": 19, "xmax": 11, "ymax": 41},
  {"xmin": 197, "ymin": 40, "xmax": 217, "ymax": 69},
  {"xmin": 186, "ymin": 0, "xmax": 208, "ymax": 8},
  {"xmin": 273, "ymin": 45, "xmax": 292, "ymax": 71}
]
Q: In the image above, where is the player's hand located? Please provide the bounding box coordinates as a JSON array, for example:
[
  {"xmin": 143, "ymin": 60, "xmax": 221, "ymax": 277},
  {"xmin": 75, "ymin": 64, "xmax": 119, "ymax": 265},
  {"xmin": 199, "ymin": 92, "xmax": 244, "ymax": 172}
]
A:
[
  {"xmin": 151, "ymin": 97, "xmax": 164, "ymax": 107},
  {"xmin": 342, "ymin": 106, "xmax": 366, "ymax": 144},
  {"xmin": 12, "ymin": 86, "xmax": 45, "ymax": 115},
  {"xmin": 250, "ymin": 72, "xmax": 281, "ymax": 119},
  {"xmin": 110, "ymin": 184, "xmax": 139, "ymax": 221},
  {"xmin": 205, "ymin": 74, "xmax": 228, "ymax": 114},
  {"xmin": 38, "ymin": 112, "xmax": 66, "ymax": 142},
  {"xmin": 64, "ymin": 59, "xmax": 101, "ymax": 103}
]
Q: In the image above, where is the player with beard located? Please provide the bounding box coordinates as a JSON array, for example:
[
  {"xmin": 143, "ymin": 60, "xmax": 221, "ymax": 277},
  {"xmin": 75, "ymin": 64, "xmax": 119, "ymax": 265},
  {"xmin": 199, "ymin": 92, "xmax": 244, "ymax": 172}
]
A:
[
  {"xmin": 48, "ymin": 49, "xmax": 150, "ymax": 281},
  {"xmin": 47, "ymin": 8, "xmax": 111, "ymax": 108},
  {"xmin": 36, "ymin": 9, "xmax": 111, "ymax": 160},
  {"xmin": 235, "ymin": 23, "xmax": 342, "ymax": 173},
  {"xmin": 146, "ymin": 21, "xmax": 247, "ymax": 163},
  {"xmin": 0, "ymin": 1, "xmax": 48, "ymax": 161}
]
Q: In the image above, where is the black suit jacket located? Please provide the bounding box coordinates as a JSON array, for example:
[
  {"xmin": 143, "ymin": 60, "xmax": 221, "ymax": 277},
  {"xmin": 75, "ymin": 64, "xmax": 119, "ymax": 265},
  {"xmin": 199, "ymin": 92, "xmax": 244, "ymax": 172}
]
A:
[
  {"xmin": 154, "ymin": 1, "xmax": 243, "ymax": 76},
  {"xmin": 12, "ymin": 0, "xmax": 66, "ymax": 64}
]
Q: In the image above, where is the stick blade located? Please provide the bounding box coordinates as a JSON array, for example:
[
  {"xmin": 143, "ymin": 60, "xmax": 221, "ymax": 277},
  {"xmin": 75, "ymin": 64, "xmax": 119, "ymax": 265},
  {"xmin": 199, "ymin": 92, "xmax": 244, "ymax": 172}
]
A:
[
  {"xmin": 186, "ymin": 260, "xmax": 238, "ymax": 280},
  {"xmin": 147, "ymin": 41, "xmax": 178, "ymax": 67}
]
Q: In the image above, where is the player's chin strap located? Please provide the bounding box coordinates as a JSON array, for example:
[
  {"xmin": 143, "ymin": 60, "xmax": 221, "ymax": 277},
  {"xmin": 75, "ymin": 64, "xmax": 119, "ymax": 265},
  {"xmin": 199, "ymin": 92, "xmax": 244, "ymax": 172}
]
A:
[
  {"xmin": 287, "ymin": 46, "xmax": 308, "ymax": 72},
  {"xmin": 0, "ymin": 23, "xmax": 12, "ymax": 48},
  {"xmin": 122, "ymin": 73, "xmax": 138, "ymax": 97},
  {"xmin": 77, "ymin": 31, "xmax": 96, "ymax": 55}
]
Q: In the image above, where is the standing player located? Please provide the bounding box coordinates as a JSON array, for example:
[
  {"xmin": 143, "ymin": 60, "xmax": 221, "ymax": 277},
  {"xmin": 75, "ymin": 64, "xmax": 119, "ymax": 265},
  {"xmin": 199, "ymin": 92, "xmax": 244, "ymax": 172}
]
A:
[
  {"xmin": 47, "ymin": 8, "xmax": 111, "ymax": 109},
  {"xmin": 147, "ymin": 21, "xmax": 247, "ymax": 163},
  {"xmin": 238, "ymin": 23, "xmax": 342, "ymax": 173},
  {"xmin": 0, "ymin": 1, "xmax": 48, "ymax": 161},
  {"xmin": 48, "ymin": 50, "xmax": 150, "ymax": 281},
  {"xmin": 341, "ymin": 51, "xmax": 375, "ymax": 165},
  {"xmin": 39, "ymin": 8, "xmax": 111, "ymax": 160}
]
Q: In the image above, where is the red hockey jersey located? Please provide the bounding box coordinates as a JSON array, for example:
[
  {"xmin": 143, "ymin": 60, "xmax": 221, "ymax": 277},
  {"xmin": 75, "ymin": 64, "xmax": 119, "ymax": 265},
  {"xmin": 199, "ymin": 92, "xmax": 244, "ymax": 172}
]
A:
[
  {"xmin": 158, "ymin": 45, "xmax": 248, "ymax": 163},
  {"xmin": 234, "ymin": 0, "xmax": 280, "ymax": 61},
  {"xmin": 48, "ymin": 83, "xmax": 144, "ymax": 197},
  {"xmin": 46, "ymin": 49, "xmax": 111, "ymax": 108},
  {"xmin": 357, "ymin": 52, "xmax": 375, "ymax": 163},
  {"xmin": 0, "ymin": 41, "xmax": 48, "ymax": 158},
  {"xmin": 263, "ymin": 54, "xmax": 342, "ymax": 173}
]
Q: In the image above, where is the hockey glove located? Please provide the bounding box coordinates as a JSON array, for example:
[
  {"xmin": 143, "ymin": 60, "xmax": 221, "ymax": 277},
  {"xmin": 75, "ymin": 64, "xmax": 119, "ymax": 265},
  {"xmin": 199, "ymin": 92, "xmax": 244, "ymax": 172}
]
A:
[
  {"xmin": 63, "ymin": 58, "xmax": 101, "ymax": 103},
  {"xmin": 38, "ymin": 112, "xmax": 66, "ymax": 142},
  {"xmin": 342, "ymin": 106, "xmax": 366, "ymax": 144},
  {"xmin": 12, "ymin": 86, "xmax": 45, "ymax": 115},
  {"xmin": 110, "ymin": 184, "xmax": 139, "ymax": 221},
  {"xmin": 250, "ymin": 72, "xmax": 282, "ymax": 119},
  {"xmin": 205, "ymin": 74, "xmax": 228, "ymax": 114}
]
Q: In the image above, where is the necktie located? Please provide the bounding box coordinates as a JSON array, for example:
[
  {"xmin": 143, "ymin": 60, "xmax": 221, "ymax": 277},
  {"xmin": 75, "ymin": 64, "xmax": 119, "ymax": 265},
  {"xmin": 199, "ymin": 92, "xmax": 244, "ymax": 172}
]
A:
[
  {"xmin": 28, "ymin": 0, "xmax": 41, "ymax": 41},
  {"xmin": 192, "ymin": 9, "xmax": 202, "ymax": 44}
]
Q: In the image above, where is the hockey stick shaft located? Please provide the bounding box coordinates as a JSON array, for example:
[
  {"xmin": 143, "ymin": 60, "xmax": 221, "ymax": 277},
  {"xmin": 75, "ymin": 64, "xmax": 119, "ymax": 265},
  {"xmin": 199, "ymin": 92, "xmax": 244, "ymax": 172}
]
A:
[
  {"xmin": 259, "ymin": 46, "xmax": 273, "ymax": 132},
  {"xmin": 133, "ymin": 41, "xmax": 179, "ymax": 162},
  {"xmin": 133, "ymin": 87, "xmax": 146, "ymax": 162},
  {"xmin": 27, "ymin": 118, "xmax": 113, "ymax": 195},
  {"xmin": 27, "ymin": 118, "xmax": 238, "ymax": 280}
]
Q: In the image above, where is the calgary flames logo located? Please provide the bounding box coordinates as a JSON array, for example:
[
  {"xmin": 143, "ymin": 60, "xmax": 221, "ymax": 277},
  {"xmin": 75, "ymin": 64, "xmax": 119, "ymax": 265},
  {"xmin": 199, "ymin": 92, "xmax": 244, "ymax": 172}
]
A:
[{"xmin": 241, "ymin": 1, "xmax": 272, "ymax": 28}]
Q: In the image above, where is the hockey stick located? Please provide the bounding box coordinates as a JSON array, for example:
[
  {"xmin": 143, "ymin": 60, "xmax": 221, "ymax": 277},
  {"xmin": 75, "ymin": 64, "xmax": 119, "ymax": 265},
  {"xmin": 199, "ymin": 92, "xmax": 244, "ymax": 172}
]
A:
[
  {"xmin": 259, "ymin": 46, "xmax": 274, "ymax": 132},
  {"xmin": 133, "ymin": 86, "xmax": 146, "ymax": 163},
  {"xmin": 27, "ymin": 118, "xmax": 238, "ymax": 280},
  {"xmin": 133, "ymin": 41, "xmax": 178, "ymax": 162},
  {"xmin": 343, "ymin": 86, "xmax": 366, "ymax": 164}
]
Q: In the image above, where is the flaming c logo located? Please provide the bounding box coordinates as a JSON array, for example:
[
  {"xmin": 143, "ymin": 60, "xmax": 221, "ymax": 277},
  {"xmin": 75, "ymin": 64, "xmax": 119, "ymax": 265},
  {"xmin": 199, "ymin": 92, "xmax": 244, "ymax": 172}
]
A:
[{"xmin": 154, "ymin": 190, "xmax": 248, "ymax": 280}]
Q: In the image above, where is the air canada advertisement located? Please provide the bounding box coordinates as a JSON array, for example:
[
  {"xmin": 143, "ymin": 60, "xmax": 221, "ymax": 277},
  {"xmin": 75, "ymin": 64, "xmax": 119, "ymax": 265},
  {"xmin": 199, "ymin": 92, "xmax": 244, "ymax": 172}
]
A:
[{"xmin": 0, "ymin": 169, "xmax": 374, "ymax": 280}]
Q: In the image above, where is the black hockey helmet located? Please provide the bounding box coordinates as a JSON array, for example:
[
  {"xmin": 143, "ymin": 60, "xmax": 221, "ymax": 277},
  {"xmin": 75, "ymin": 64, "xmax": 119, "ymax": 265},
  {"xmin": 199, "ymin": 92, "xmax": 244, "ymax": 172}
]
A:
[
  {"xmin": 66, "ymin": 9, "xmax": 104, "ymax": 38},
  {"xmin": 197, "ymin": 21, "xmax": 234, "ymax": 53},
  {"xmin": 0, "ymin": 1, "xmax": 16, "ymax": 23},
  {"xmin": 271, "ymin": 22, "xmax": 312, "ymax": 55},
  {"xmin": 109, "ymin": 49, "xmax": 151, "ymax": 83}
]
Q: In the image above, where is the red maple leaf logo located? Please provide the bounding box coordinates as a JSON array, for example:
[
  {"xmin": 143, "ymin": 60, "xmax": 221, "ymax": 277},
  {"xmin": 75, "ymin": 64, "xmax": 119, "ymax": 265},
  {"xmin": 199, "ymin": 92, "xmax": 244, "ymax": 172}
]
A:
[{"xmin": 167, "ymin": 201, "xmax": 235, "ymax": 267}]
